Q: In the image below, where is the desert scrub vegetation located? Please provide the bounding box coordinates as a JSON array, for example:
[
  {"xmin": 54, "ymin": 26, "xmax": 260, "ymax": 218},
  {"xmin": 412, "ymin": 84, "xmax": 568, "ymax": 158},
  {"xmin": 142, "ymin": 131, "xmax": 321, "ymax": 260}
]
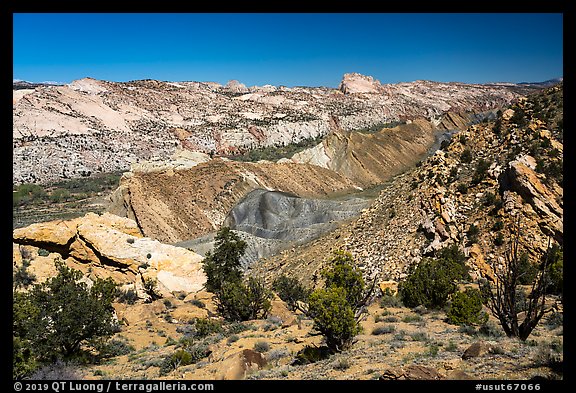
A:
[
  {"xmin": 398, "ymin": 244, "xmax": 469, "ymax": 309},
  {"xmin": 116, "ymin": 288, "xmax": 139, "ymax": 305},
  {"xmin": 159, "ymin": 344, "xmax": 211, "ymax": 376},
  {"xmin": 446, "ymin": 288, "xmax": 488, "ymax": 326},
  {"xmin": 273, "ymin": 250, "xmax": 375, "ymax": 355},
  {"xmin": 272, "ymin": 274, "xmax": 311, "ymax": 311},
  {"xmin": 13, "ymin": 259, "xmax": 119, "ymax": 379},
  {"xmin": 202, "ymin": 227, "xmax": 272, "ymax": 321},
  {"xmin": 372, "ymin": 325, "xmax": 396, "ymax": 335},
  {"xmin": 230, "ymin": 135, "xmax": 324, "ymax": 162},
  {"xmin": 460, "ymin": 148, "xmax": 473, "ymax": 164},
  {"xmin": 13, "ymin": 171, "xmax": 122, "ymax": 207},
  {"xmin": 306, "ymin": 250, "xmax": 376, "ymax": 352},
  {"xmin": 253, "ymin": 341, "xmax": 271, "ymax": 353},
  {"xmin": 356, "ymin": 120, "xmax": 406, "ymax": 134}
]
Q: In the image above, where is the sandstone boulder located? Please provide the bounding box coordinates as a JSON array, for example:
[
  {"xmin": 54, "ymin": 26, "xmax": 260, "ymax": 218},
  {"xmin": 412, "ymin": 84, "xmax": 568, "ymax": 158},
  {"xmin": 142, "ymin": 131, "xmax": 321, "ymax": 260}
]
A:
[
  {"xmin": 217, "ymin": 349, "xmax": 267, "ymax": 380},
  {"xmin": 500, "ymin": 157, "xmax": 562, "ymax": 242},
  {"xmin": 268, "ymin": 296, "xmax": 297, "ymax": 327},
  {"xmin": 462, "ymin": 342, "xmax": 495, "ymax": 360},
  {"xmin": 13, "ymin": 212, "xmax": 206, "ymax": 298},
  {"xmin": 379, "ymin": 365, "xmax": 445, "ymax": 380},
  {"xmin": 379, "ymin": 280, "xmax": 398, "ymax": 296},
  {"xmin": 13, "ymin": 220, "xmax": 77, "ymax": 250},
  {"xmin": 468, "ymin": 244, "xmax": 495, "ymax": 281}
]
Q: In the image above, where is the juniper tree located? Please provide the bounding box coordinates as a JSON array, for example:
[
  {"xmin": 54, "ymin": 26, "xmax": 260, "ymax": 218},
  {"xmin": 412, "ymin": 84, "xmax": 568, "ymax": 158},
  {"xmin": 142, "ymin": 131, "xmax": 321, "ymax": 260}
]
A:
[
  {"xmin": 201, "ymin": 227, "xmax": 271, "ymax": 321},
  {"xmin": 307, "ymin": 251, "xmax": 376, "ymax": 352},
  {"xmin": 13, "ymin": 259, "xmax": 118, "ymax": 377}
]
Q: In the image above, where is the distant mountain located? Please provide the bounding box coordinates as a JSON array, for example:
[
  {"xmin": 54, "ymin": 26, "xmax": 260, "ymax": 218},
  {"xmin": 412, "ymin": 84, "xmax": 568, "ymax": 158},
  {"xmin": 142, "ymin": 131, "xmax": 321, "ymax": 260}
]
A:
[
  {"xmin": 13, "ymin": 80, "xmax": 63, "ymax": 90},
  {"xmin": 517, "ymin": 77, "xmax": 563, "ymax": 88}
]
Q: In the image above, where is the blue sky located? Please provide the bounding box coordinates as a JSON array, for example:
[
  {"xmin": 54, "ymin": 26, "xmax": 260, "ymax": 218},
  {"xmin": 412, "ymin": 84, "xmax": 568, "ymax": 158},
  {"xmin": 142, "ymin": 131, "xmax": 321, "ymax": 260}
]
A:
[{"xmin": 13, "ymin": 13, "xmax": 563, "ymax": 87}]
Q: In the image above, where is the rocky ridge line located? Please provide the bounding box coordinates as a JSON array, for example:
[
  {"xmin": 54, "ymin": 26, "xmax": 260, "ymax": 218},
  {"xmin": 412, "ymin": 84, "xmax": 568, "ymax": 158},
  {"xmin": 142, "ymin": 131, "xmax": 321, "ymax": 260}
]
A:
[{"xmin": 251, "ymin": 85, "xmax": 563, "ymax": 287}]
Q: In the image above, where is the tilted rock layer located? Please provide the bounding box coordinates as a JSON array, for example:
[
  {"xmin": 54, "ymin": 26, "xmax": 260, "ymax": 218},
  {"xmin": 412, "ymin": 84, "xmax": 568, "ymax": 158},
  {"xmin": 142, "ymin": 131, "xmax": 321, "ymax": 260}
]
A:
[
  {"xmin": 251, "ymin": 84, "xmax": 563, "ymax": 286},
  {"xmin": 107, "ymin": 116, "xmax": 457, "ymax": 244}
]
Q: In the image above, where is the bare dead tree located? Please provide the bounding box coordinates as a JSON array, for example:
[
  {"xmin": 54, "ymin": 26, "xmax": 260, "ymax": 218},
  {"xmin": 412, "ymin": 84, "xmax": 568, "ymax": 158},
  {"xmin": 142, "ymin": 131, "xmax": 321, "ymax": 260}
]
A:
[{"xmin": 480, "ymin": 218, "xmax": 559, "ymax": 341}]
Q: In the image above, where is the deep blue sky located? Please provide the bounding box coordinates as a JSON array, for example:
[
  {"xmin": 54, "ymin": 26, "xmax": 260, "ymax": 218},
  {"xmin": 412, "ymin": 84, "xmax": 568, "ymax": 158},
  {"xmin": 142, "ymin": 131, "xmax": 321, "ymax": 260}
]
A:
[{"xmin": 13, "ymin": 13, "xmax": 563, "ymax": 87}]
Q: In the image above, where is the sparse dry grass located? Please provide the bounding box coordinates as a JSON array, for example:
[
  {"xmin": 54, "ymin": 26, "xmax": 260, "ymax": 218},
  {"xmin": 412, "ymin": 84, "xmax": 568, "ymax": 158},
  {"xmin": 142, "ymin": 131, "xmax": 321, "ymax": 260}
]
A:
[{"xmin": 78, "ymin": 293, "xmax": 562, "ymax": 380}]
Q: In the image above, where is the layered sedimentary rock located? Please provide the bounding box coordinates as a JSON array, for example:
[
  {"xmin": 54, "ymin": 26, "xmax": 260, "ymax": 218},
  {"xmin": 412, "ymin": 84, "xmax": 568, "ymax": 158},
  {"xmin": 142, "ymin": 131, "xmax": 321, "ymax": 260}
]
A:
[
  {"xmin": 251, "ymin": 86, "xmax": 563, "ymax": 286},
  {"xmin": 12, "ymin": 212, "xmax": 206, "ymax": 298},
  {"xmin": 13, "ymin": 74, "xmax": 529, "ymax": 185}
]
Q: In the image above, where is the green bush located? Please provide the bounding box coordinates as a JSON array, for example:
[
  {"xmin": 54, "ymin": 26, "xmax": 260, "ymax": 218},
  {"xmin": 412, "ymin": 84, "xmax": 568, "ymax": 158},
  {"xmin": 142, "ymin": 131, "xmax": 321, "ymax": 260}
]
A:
[
  {"xmin": 322, "ymin": 251, "xmax": 365, "ymax": 307},
  {"xmin": 37, "ymin": 248, "xmax": 50, "ymax": 257},
  {"xmin": 13, "ymin": 261, "xmax": 36, "ymax": 290},
  {"xmin": 159, "ymin": 344, "xmax": 211, "ymax": 376},
  {"xmin": 159, "ymin": 350, "xmax": 193, "ymax": 376},
  {"xmin": 306, "ymin": 250, "xmax": 370, "ymax": 352},
  {"xmin": 460, "ymin": 148, "xmax": 472, "ymax": 164},
  {"xmin": 224, "ymin": 322, "xmax": 251, "ymax": 336},
  {"xmin": 466, "ymin": 224, "xmax": 480, "ymax": 245},
  {"xmin": 398, "ymin": 245, "xmax": 468, "ymax": 309},
  {"xmin": 201, "ymin": 227, "xmax": 271, "ymax": 321},
  {"xmin": 372, "ymin": 325, "xmax": 396, "ymax": 335},
  {"xmin": 509, "ymin": 106, "xmax": 528, "ymax": 127},
  {"xmin": 437, "ymin": 244, "xmax": 470, "ymax": 281},
  {"xmin": 193, "ymin": 318, "xmax": 223, "ymax": 338},
  {"xmin": 216, "ymin": 277, "xmax": 272, "ymax": 322},
  {"xmin": 96, "ymin": 337, "xmax": 135, "ymax": 358},
  {"xmin": 478, "ymin": 322, "xmax": 504, "ymax": 338},
  {"xmin": 541, "ymin": 244, "xmax": 562, "ymax": 296},
  {"xmin": 517, "ymin": 253, "xmax": 539, "ymax": 285},
  {"xmin": 227, "ymin": 334, "xmax": 240, "ymax": 344},
  {"xmin": 188, "ymin": 299, "xmax": 206, "ymax": 309},
  {"xmin": 492, "ymin": 118, "xmax": 502, "ymax": 135},
  {"xmin": 309, "ymin": 287, "xmax": 361, "ymax": 352},
  {"xmin": 13, "ymin": 183, "xmax": 48, "ymax": 206},
  {"xmin": 449, "ymin": 167, "xmax": 459, "ymax": 179},
  {"xmin": 494, "ymin": 233, "xmax": 505, "ymax": 247},
  {"xmin": 143, "ymin": 277, "xmax": 161, "ymax": 301},
  {"xmin": 440, "ymin": 139, "xmax": 451, "ymax": 151},
  {"xmin": 292, "ymin": 345, "xmax": 332, "ymax": 365},
  {"xmin": 253, "ymin": 341, "xmax": 270, "ymax": 353},
  {"xmin": 308, "ymin": 287, "xmax": 360, "ymax": 352},
  {"xmin": 456, "ymin": 183, "xmax": 468, "ymax": 194},
  {"xmin": 379, "ymin": 292, "xmax": 403, "ymax": 308},
  {"xmin": 117, "ymin": 288, "xmax": 139, "ymax": 305},
  {"xmin": 272, "ymin": 274, "xmax": 311, "ymax": 311},
  {"xmin": 13, "ymin": 336, "xmax": 37, "ymax": 379},
  {"xmin": 492, "ymin": 220, "xmax": 504, "ymax": 231},
  {"xmin": 472, "ymin": 159, "xmax": 491, "ymax": 184},
  {"xmin": 446, "ymin": 288, "xmax": 488, "ymax": 326},
  {"xmin": 409, "ymin": 332, "xmax": 429, "ymax": 342},
  {"xmin": 231, "ymin": 135, "xmax": 324, "ymax": 162},
  {"xmin": 483, "ymin": 192, "xmax": 497, "ymax": 206},
  {"xmin": 49, "ymin": 189, "xmax": 71, "ymax": 203},
  {"xmin": 13, "ymin": 260, "xmax": 118, "ymax": 377}
]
